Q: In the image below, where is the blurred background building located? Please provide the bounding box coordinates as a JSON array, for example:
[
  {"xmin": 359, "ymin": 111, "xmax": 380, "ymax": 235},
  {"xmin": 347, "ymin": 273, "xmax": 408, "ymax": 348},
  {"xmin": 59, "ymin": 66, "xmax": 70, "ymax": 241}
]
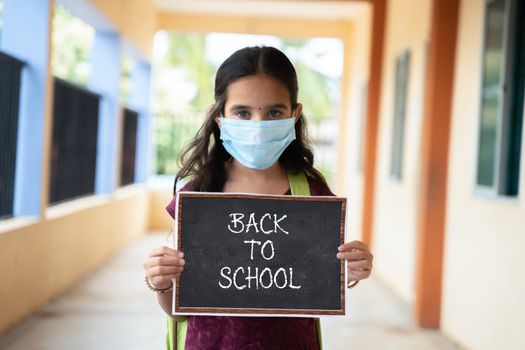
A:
[{"xmin": 0, "ymin": 0, "xmax": 524, "ymax": 349}]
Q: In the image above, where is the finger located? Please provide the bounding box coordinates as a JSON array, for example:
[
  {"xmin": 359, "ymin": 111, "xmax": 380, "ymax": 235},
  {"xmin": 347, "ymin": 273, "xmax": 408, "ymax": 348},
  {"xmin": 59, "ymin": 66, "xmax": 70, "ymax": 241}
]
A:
[
  {"xmin": 155, "ymin": 256, "xmax": 185, "ymax": 267},
  {"xmin": 144, "ymin": 256, "xmax": 185, "ymax": 269},
  {"xmin": 347, "ymin": 259, "xmax": 373, "ymax": 270},
  {"xmin": 336, "ymin": 250, "xmax": 368, "ymax": 261},
  {"xmin": 148, "ymin": 246, "xmax": 184, "ymax": 258},
  {"xmin": 149, "ymin": 275, "xmax": 178, "ymax": 289},
  {"xmin": 348, "ymin": 269, "xmax": 371, "ymax": 280},
  {"xmin": 338, "ymin": 240, "xmax": 369, "ymax": 252},
  {"xmin": 150, "ymin": 247, "xmax": 184, "ymax": 258},
  {"xmin": 147, "ymin": 265, "xmax": 185, "ymax": 277}
]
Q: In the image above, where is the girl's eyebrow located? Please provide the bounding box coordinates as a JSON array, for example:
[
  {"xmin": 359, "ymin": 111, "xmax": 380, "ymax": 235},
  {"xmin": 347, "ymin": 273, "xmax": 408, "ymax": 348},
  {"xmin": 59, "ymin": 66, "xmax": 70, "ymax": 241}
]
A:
[
  {"xmin": 229, "ymin": 103, "xmax": 289, "ymax": 111},
  {"xmin": 229, "ymin": 104, "xmax": 251, "ymax": 111},
  {"xmin": 267, "ymin": 103, "xmax": 288, "ymax": 110}
]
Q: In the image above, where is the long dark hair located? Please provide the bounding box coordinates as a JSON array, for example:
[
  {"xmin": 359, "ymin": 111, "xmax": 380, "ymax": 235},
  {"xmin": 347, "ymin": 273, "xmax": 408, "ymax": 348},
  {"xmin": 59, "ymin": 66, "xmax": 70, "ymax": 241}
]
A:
[{"xmin": 174, "ymin": 46, "xmax": 327, "ymax": 193}]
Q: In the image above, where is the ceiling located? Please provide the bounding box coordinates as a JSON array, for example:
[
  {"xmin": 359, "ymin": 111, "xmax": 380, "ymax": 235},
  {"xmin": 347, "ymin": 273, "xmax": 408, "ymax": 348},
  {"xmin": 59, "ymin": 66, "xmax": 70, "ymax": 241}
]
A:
[{"xmin": 154, "ymin": 0, "xmax": 367, "ymax": 20}]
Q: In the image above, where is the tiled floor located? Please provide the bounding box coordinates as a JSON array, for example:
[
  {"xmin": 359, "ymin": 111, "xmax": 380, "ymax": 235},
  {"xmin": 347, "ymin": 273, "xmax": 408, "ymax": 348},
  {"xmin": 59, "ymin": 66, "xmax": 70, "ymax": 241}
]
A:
[{"xmin": 0, "ymin": 232, "xmax": 464, "ymax": 350}]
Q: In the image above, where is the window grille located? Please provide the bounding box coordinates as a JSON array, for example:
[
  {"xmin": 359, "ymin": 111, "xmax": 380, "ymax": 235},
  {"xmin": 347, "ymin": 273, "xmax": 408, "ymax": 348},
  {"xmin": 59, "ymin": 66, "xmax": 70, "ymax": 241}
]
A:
[
  {"xmin": 0, "ymin": 52, "xmax": 24, "ymax": 219},
  {"xmin": 120, "ymin": 108, "xmax": 138, "ymax": 186},
  {"xmin": 49, "ymin": 78, "xmax": 100, "ymax": 204}
]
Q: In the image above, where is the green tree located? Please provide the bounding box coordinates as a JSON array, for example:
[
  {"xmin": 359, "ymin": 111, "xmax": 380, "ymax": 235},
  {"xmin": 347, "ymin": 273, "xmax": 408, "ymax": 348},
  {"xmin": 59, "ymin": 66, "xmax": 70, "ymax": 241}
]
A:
[
  {"xmin": 154, "ymin": 33, "xmax": 218, "ymax": 174},
  {"xmin": 52, "ymin": 4, "xmax": 94, "ymax": 86},
  {"xmin": 282, "ymin": 38, "xmax": 336, "ymax": 122},
  {"xmin": 120, "ymin": 56, "xmax": 134, "ymax": 106},
  {"xmin": 294, "ymin": 60, "xmax": 333, "ymax": 121},
  {"xmin": 165, "ymin": 34, "xmax": 216, "ymax": 111}
]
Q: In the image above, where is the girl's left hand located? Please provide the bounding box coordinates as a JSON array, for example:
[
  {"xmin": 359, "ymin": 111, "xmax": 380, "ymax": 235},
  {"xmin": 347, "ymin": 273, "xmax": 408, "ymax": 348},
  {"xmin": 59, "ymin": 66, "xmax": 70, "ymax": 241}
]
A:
[{"xmin": 337, "ymin": 240, "xmax": 373, "ymax": 282}]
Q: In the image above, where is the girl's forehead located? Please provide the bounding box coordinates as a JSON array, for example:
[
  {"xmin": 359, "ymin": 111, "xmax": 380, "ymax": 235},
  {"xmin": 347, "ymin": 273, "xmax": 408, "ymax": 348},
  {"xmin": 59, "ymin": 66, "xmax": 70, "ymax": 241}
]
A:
[{"xmin": 225, "ymin": 74, "xmax": 291, "ymax": 108}]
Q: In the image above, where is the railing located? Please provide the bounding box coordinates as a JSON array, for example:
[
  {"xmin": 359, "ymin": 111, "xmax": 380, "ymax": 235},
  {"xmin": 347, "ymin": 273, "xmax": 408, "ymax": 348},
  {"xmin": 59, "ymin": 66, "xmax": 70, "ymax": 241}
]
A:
[
  {"xmin": 154, "ymin": 110, "xmax": 205, "ymax": 175},
  {"xmin": 0, "ymin": 51, "xmax": 24, "ymax": 219},
  {"xmin": 304, "ymin": 116, "xmax": 338, "ymax": 185},
  {"xmin": 120, "ymin": 108, "xmax": 138, "ymax": 186},
  {"xmin": 49, "ymin": 78, "xmax": 100, "ymax": 204}
]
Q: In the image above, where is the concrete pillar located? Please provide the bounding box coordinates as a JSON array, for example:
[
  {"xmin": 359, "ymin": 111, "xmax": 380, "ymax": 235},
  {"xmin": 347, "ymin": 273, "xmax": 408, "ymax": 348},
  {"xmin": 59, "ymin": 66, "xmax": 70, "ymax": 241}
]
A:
[
  {"xmin": 89, "ymin": 32, "xmax": 122, "ymax": 194},
  {"xmin": 361, "ymin": 0, "xmax": 387, "ymax": 247},
  {"xmin": 414, "ymin": 0, "xmax": 460, "ymax": 328},
  {"xmin": 130, "ymin": 61, "xmax": 152, "ymax": 183},
  {"xmin": 1, "ymin": 0, "xmax": 54, "ymax": 216}
]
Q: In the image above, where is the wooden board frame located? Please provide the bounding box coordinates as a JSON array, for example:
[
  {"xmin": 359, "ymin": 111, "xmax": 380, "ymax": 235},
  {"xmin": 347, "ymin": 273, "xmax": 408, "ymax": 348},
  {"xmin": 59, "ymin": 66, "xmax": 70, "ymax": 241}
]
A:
[{"xmin": 173, "ymin": 192, "xmax": 347, "ymax": 316}]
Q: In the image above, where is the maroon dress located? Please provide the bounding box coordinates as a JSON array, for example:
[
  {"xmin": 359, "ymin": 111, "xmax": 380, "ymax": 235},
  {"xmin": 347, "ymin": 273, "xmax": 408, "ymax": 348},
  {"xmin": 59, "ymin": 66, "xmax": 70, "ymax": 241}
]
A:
[{"xmin": 165, "ymin": 177, "xmax": 334, "ymax": 350}]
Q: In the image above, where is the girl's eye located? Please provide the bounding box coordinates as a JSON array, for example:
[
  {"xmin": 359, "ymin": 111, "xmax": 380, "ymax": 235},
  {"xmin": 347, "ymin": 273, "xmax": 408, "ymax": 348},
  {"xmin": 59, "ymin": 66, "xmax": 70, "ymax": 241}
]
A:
[
  {"xmin": 235, "ymin": 111, "xmax": 250, "ymax": 119},
  {"xmin": 267, "ymin": 110, "xmax": 283, "ymax": 119}
]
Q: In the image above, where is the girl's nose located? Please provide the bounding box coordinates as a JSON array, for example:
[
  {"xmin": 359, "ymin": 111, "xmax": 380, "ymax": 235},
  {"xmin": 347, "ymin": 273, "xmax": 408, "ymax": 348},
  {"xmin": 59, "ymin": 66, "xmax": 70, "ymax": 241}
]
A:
[{"xmin": 251, "ymin": 112, "xmax": 267, "ymax": 121}]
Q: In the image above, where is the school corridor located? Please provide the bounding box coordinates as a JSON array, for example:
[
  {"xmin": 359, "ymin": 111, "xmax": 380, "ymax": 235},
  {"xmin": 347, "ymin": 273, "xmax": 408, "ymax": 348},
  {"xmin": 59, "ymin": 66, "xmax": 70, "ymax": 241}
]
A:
[
  {"xmin": 1, "ymin": 1, "xmax": 524, "ymax": 349},
  {"xmin": 0, "ymin": 232, "xmax": 462, "ymax": 350}
]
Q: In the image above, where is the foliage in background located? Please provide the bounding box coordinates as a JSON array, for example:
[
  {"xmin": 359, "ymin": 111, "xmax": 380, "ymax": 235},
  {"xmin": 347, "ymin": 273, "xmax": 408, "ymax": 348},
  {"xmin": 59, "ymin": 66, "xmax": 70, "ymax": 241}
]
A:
[
  {"xmin": 153, "ymin": 33, "xmax": 214, "ymax": 174},
  {"xmin": 51, "ymin": 4, "xmax": 94, "ymax": 86},
  {"xmin": 120, "ymin": 56, "xmax": 135, "ymax": 106},
  {"xmin": 165, "ymin": 34, "xmax": 217, "ymax": 111},
  {"xmin": 294, "ymin": 60, "xmax": 333, "ymax": 121},
  {"xmin": 51, "ymin": 5, "xmax": 133, "ymax": 107},
  {"xmin": 155, "ymin": 112, "xmax": 204, "ymax": 175},
  {"xmin": 281, "ymin": 38, "xmax": 335, "ymax": 123}
]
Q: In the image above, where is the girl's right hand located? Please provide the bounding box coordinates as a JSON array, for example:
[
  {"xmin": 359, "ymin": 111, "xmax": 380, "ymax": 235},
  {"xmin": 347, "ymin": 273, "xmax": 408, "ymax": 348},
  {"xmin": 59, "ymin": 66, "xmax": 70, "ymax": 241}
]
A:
[{"xmin": 143, "ymin": 246, "xmax": 185, "ymax": 290}]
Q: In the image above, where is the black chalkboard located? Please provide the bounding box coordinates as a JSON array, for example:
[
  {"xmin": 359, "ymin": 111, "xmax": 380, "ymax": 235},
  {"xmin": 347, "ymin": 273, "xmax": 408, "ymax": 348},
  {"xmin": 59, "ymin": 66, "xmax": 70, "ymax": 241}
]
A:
[{"xmin": 174, "ymin": 192, "xmax": 346, "ymax": 316}]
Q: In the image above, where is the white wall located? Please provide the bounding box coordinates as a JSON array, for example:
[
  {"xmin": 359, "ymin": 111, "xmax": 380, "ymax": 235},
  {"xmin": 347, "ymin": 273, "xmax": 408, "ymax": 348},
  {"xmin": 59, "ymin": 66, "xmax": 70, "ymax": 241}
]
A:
[
  {"xmin": 342, "ymin": 5, "xmax": 371, "ymax": 243},
  {"xmin": 441, "ymin": 0, "xmax": 525, "ymax": 349},
  {"xmin": 371, "ymin": 0, "xmax": 431, "ymax": 303}
]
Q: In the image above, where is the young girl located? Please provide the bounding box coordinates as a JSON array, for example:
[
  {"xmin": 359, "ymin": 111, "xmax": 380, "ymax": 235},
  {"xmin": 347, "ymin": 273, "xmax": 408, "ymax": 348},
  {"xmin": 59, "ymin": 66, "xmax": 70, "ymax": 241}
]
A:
[{"xmin": 143, "ymin": 46, "xmax": 373, "ymax": 350}]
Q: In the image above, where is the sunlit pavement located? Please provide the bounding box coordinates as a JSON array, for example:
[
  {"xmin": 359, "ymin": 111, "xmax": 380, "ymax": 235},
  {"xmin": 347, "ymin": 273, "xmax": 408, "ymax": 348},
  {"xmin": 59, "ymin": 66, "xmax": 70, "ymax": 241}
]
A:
[{"xmin": 0, "ymin": 232, "xmax": 463, "ymax": 350}]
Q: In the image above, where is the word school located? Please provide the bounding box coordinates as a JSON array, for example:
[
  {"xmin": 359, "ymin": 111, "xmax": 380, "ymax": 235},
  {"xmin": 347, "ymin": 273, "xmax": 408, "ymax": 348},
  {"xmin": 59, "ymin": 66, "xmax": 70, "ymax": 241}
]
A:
[{"xmin": 219, "ymin": 212, "xmax": 302, "ymax": 290}]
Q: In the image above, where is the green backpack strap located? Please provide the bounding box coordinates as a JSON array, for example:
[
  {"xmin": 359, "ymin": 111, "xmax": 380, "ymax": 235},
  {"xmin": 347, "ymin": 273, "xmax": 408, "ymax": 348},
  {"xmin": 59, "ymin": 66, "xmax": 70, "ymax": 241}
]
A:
[
  {"xmin": 167, "ymin": 316, "xmax": 188, "ymax": 350},
  {"xmin": 287, "ymin": 170, "xmax": 310, "ymax": 197},
  {"xmin": 287, "ymin": 171, "xmax": 323, "ymax": 350},
  {"xmin": 167, "ymin": 171, "xmax": 322, "ymax": 350},
  {"xmin": 166, "ymin": 316, "xmax": 174, "ymax": 350}
]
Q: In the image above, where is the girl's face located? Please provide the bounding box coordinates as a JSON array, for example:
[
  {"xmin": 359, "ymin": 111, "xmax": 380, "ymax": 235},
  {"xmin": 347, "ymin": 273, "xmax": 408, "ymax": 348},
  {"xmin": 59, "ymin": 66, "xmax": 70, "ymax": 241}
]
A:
[{"xmin": 218, "ymin": 74, "xmax": 302, "ymax": 123}]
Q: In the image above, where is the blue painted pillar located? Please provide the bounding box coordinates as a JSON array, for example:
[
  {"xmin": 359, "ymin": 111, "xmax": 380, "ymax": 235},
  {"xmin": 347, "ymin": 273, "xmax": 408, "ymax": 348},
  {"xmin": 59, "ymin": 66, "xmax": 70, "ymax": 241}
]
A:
[
  {"xmin": 1, "ymin": 0, "xmax": 53, "ymax": 216},
  {"xmin": 89, "ymin": 32, "xmax": 121, "ymax": 194},
  {"xmin": 130, "ymin": 61, "xmax": 152, "ymax": 183}
]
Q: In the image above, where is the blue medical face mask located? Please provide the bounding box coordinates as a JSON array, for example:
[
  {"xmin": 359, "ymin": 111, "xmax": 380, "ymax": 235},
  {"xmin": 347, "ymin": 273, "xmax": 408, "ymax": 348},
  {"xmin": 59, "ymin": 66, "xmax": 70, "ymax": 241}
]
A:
[{"xmin": 219, "ymin": 116, "xmax": 297, "ymax": 170}]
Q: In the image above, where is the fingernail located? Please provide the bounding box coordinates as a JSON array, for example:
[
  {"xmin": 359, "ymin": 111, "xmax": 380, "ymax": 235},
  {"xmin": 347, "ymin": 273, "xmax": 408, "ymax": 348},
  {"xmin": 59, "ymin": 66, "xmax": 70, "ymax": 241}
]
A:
[
  {"xmin": 338, "ymin": 246, "xmax": 344, "ymax": 251},
  {"xmin": 336, "ymin": 253, "xmax": 343, "ymax": 259}
]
